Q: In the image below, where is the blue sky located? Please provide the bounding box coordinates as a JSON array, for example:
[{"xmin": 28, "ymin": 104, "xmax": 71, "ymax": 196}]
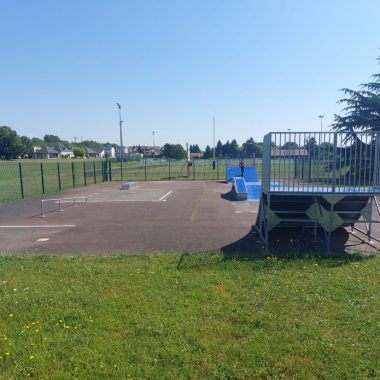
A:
[{"xmin": 1, "ymin": 0, "xmax": 379, "ymax": 149}]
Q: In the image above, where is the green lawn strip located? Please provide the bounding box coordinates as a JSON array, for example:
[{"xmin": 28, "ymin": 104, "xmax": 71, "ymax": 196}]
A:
[{"xmin": 0, "ymin": 254, "xmax": 379, "ymax": 379}]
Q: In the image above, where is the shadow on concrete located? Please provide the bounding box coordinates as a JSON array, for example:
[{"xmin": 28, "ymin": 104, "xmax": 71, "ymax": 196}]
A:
[{"xmin": 220, "ymin": 191, "xmax": 235, "ymax": 201}]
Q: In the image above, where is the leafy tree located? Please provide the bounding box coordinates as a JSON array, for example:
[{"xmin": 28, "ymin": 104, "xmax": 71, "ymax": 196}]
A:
[
  {"xmin": 80, "ymin": 139, "xmax": 102, "ymax": 148},
  {"xmin": 216, "ymin": 140, "xmax": 223, "ymax": 157},
  {"xmin": 190, "ymin": 144, "xmax": 201, "ymax": 153},
  {"xmin": 222, "ymin": 140, "xmax": 230, "ymax": 155},
  {"xmin": 331, "ymin": 55, "xmax": 380, "ymax": 183},
  {"xmin": 44, "ymin": 134, "xmax": 61, "ymax": 145},
  {"xmin": 0, "ymin": 126, "xmax": 22, "ymax": 160},
  {"xmin": 73, "ymin": 147, "xmax": 85, "ymax": 158},
  {"xmin": 30, "ymin": 137, "xmax": 46, "ymax": 148},
  {"xmin": 20, "ymin": 136, "xmax": 34, "ymax": 158},
  {"xmin": 242, "ymin": 137, "xmax": 263, "ymax": 157},
  {"xmin": 333, "ymin": 55, "xmax": 380, "ymax": 132},
  {"xmin": 282, "ymin": 141, "xmax": 299, "ymax": 150},
  {"xmin": 161, "ymin": 143, "xmax": 186, "ymax": 159},
  {"xmin": 203, "ymin": 145, "xmax": 212, "ymax": 159},
  {"xmin": 230, "ymin": 139, "xmax": 239, "ymax": 154}
]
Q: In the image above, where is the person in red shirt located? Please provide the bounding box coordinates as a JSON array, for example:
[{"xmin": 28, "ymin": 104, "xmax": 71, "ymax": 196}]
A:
[{"xmin": 239, "ymin": 159, "xmax": 245, "ymax": 177}]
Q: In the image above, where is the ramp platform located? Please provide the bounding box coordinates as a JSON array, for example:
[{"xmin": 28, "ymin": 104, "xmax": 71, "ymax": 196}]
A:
[{"xmin": 256, "ymin": 131, "xmax": 380, "ymax": 251}]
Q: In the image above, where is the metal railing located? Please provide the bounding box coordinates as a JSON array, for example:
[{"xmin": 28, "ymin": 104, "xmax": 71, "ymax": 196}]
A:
[
  {"xmin": 40, "ymin": 197, "xmax": 88, "ymax": 217},
  {"xmin": 262, "ymin": 131, "xmax": 380, "ymax": 194}
]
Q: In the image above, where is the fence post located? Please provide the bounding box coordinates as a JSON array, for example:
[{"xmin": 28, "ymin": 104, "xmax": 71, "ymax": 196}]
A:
[
  {"xmin": 19, "ymin": 163, "xmax": 24, "ymax": 199},
  {"xmin": 40, "ymin": 162, "xmax": 45, "ymax": 194},
  {"xmin": 109, "ymin": 161, "xmax": 112, "ymax": 181},
  {"xmin": 93, "ymin": 161, "xmax": 97, "ymax": 183},
  {"xmin": 332, "ymin": 132, "xmax": 337, "ymax": 192},
  {"xmin": 57, "ymin": 162, "xmax": 62, "ymax": 191},
  {"xmin": 83, "ymin": 161, "xmax": 87, "ymax": 186},
  {"xmin": 217, "ymin": 159, "xmax": 219, "ymax": 181},
  {"xmin": 168, "ymin": 159, "xmax": 171, "ymax": 180},
  {"xmin": 72, "ymin": 162, "xmax": 75, "ymax": 188},
  {"xmin": 144, "ymin": 158, "xmax": 147, "ymax": 181},
  {"xmin": 120, "ymin": 160, "xmax": 123, "ymax": 181}
]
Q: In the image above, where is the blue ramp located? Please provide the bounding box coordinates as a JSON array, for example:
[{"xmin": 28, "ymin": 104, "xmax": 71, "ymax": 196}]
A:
[
  {"xmin": 231, "ymin": 178, "xmax": 262, "ymax": 201},
  {"xmin": 232, "ymin": 177, "xmax": 248, "ymax": 201},
  {"xmin": 246, "ymin": 182, "xmax": 262, "ymax": 200},
  {"xmin": 226, "ymin": 167, "xmax": 258, "ymax": 183}
]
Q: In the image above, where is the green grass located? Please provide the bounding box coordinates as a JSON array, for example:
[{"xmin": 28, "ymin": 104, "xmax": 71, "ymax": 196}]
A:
[
  {"xmin": 0, "ymin": 160, "xmax": 103, "ymax": 205},
  {"xmin": 0, "ymin": 253, "xmax": 379, "ymax": 379}
]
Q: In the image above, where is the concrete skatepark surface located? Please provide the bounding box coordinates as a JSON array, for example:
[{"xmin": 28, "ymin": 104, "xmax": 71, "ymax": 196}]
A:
[{"xmin": 0, "ymin": 181, "xmax": 378, "ymax": 255}]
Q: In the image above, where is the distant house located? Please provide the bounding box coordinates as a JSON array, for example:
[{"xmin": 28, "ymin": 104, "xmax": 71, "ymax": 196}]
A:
[
  {"xmin": 142, "ymin": 146, "xmax": 160, "ymax": 156},
  {"xmin": 54, "ymin": 143, "xmax": 74, "ymax": 159},
  {"xmin": 115, "ymin": 146, "xmax": 128, "ymax": 158},
  {"xmin": 34, "ymin": 146, "xmax": 60, "ymax": 159},
  {"xmin": 104, "ymin": 145, "xmax": 116, "ymax": 158},
  {"xmin": 85, "ymin": 146, "xmax": 102, "ymax": 158},
  {"xmin": 271, "ymin": 149, "xmax": 308, "ymax": 158},
  {"xmin": 190, "ymin": 152, "xmax": 203, "ymax": 159}
]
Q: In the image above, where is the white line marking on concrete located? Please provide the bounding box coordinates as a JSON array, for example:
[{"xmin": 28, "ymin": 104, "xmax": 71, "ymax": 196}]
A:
[
  {"xmin": 250, "ymin": 211, "xmax": 257, "ymax": 213},
  {"xmin": 0, "ymin": 225, "xmax": 76, "ymax": 228},
  {"xmin": 159, "ymin": 191, "xmax": 173, "ymax": 201},
  {"xmin": 235, "ymin": 211, "xmax": 242, "ymax": 214},
  {"xmin": 87, "ymin": 200, "xmax": 163, "ymax": 203},
  {"xmin": 36, "ymin": 238, "xmax": 50, "ymax": 242}
]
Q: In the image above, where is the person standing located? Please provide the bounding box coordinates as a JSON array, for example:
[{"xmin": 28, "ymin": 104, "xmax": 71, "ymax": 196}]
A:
[{"xmin": 239, "ymin": 159, "xmax": 245, "ymax": 177}]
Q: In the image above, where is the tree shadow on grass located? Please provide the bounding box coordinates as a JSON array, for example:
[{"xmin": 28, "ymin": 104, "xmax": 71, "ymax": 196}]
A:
[
  {"xmin": 177, "ymin": 227, "xmax": 374, "ymax": 270},
  {"xmin": 221, "ymin": 226, "xmax": 375, "ymax": 264}
]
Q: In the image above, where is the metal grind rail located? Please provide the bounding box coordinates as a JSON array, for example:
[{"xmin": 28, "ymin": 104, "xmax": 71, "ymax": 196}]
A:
[{"xmin": 40, "ymin": 197, "xmax": 88, "ymax": 217}]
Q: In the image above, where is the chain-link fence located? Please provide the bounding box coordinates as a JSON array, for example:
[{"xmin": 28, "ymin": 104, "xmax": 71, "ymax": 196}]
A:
[
  {"xmin": 0, "ymin": 158, "xmax": 262, "ymax": 205},
  {"xmin": 109, "ymin": 158, "xmax": 260, "ymax": 181}
]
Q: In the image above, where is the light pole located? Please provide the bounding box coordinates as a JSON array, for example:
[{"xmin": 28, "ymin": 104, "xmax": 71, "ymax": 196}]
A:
[
  {"xmin": 117, "ymin": 103, "xmax": 124, "ymax": 161},
  {"xmin": 212, "ymin": 115, "xmax": 216, "ymax": 170},
  {"xmin": 318, "ymin": 115, "xmax": 324, "ymax": 133},
  {"xmin": 152, "ymin": 131, "xmax": 155, "ymax": 158}
]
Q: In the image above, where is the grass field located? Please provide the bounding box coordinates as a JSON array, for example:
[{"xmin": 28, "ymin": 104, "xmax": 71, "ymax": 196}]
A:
[
  {"xmin": 0, "ymin": 253, "xmax": 379, "ymax": 379},
  {"xmin": 0, "ymin": 160, "xmax": 104, "ymax": 205}
]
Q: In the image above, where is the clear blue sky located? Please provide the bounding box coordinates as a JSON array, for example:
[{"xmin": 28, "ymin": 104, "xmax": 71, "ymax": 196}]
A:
[{"xmin": 1, "ymin": 0, "xmax": 379, "ymax": 149}]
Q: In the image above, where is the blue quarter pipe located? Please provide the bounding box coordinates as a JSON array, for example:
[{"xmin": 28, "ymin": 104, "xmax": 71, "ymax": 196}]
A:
[{"xmin": 226, "ymin": 167, "xmax": 258, "ymax": 183}]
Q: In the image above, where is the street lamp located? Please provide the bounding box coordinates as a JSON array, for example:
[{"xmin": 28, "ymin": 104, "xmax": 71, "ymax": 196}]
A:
[
  {"xmin": 152, "ymin": 131, "xmax": 155, "ymax": 158},
  {"xmin": 212, "ymin": 115, "xmax": 216, "ymax": 170},
  {"xmin": 318, "ymin": 115, "xmax": 325, "ymax": 133},
  {"xmin": 117, "ymin": 103, "xmax": 124, "ymax": 161}
]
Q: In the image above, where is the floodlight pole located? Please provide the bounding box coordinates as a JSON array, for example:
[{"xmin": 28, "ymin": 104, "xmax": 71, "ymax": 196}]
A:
[
  {"xmin": 318, "ymin": 115, "xmax": 325, "ymax": 133},
  {"xmin": 117, "ymin": 103, "xmax": 124, "ymax": 161},
  {"xmin": 212, "ymin": 115, "xmax": 216, "ymax": 169},
  {"xmin": 152, "ymin": 131, "xmax": 155, "ymax": 158}
]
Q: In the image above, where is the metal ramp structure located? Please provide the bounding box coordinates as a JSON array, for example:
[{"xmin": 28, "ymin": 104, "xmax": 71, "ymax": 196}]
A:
[{"xmin": 255, "ymin": 131, "xmax": 380, "ymax": 251}]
